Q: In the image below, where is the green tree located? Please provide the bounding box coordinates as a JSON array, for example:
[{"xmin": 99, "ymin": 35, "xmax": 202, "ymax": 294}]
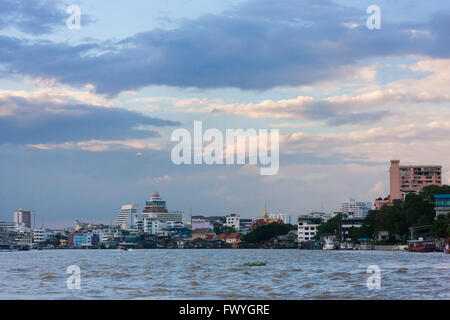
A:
[{"xmin": 242, "ymin": 223, "xmax": 293, "ymax": 244}]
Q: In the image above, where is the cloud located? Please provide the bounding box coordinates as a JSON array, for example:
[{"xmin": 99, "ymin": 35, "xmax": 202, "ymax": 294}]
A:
[
  {"xmin": 0, "ymin": 1, "xmax": 449, "ymax": 96},
  {"xmin": 0, "ymin": 93, "xmax": 180, "ymax": 145}
]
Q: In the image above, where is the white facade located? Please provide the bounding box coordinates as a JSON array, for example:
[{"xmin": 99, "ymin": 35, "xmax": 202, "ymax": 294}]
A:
[
  {"xmin": 269, "ymin": 213, "xmax": 291, "ymax": 224},
  {"xmin": 297, "ymin": 218, "xmax": 319, "ymax": 242},
  {"xmin": 33, "ymin": 228, "xmax": 47, "ymax": 243},
  {"xmin": 114, "ymin": 204, "xmax": 139, "ymax": 229},
  {"xmin": 164, "ymin": 221, "xmax": 183, "ymax": 229},
  {"xmin": 142, "ymin": 212, "xmax": 183, "ymax": 223},
  {"xmin": 225, "ymin": 214, "xmax": 240, "ymax": 231},
  {"xmin": 143, "ymin": 218, "xmax": 161, "ymax": 235},
  {"xmin": 341, "ymin": 199, "xmax": 372, "ymax": 219}
]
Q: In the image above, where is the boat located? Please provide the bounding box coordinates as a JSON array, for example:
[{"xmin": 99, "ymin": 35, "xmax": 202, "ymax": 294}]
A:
[
  {"xmin": 323, "ymin": 239, "xmax": 335, "ymax": 250},
  {"xmin": 360, "ymin": 243, "xmax": 374, "ymax": 250},
  {"xmin": 0, "ymin": 243, "xmax": 19, "ymax": 252},
  {"xmin": 347, "ymin": 243, "xmax": 354, "ymax": 250},
  {"xmin": 118, "ymin": 246, "xmax": 128, "ymax": 251},
  {"xmin": 443, "ymin": 238, "xmax": 450, "ymax": 254},
  {"xmin": 339, "ymin": 242, "xmax": 347, "ymax": 250},
  {"xmin": 407, "ymin": 240, "xmax": 436, "ymax": 252}
]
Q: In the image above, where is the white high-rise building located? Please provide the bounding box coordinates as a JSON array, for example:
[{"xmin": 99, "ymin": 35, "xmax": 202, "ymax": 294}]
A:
[
  {"xmin": 114, "ymin": 204, "xmax": 139, "ymax": 230},
  {"xmin": 13, "ymin": 208, "xmax": 34, "ymax": 229},
  {"xmin": 143, "ymin": 218, "xmax": 162, "ymax": 235},
  {"xmin": 269, "ymin": 213, "xmax": 291, "ymax": 224},
  {"xmin": 341, "ymin": 198, "xmax": 372, "ymax": 219}
]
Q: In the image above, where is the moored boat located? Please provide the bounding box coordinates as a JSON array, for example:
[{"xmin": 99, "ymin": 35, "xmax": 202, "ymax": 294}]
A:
[
  {"xmin": 339, "ymin": 242, "xmax": 347, "ymax": 250},
  {"xmin": 347, "ymin": 243, "xmax": 354, "ymax": 250},
  {"xmin": 323, "ymin": 239, "xmax": 336, "ymax": 250},
  {"xmin": 407, "ymin": 240, "xmax": 436, "ymax": 252}
]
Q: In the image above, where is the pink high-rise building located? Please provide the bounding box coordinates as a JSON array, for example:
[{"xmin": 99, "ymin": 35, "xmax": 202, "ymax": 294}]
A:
[
  {"xmin": 375, "ymin": 160, "xmax": 442, "ymax": 210},
  {"xmin": 390, "ymin": 160, "xmax": 441, "ymax": 200}
]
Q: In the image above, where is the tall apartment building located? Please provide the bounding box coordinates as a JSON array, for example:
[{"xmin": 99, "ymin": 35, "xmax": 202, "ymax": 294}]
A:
[
  {"xmin": 375, "ymin": 160, "xmax": 442, "ymax": 210},
  {"xmin": 340, "ymin": 199, "xmax": 372, "ymax": 219},
  {"xmin": 141, "ymin": 192, "xmax": 183, "ymax": 222},
  {"xmin": 13, "ymin": 208, "xmax": 34, "ymax": 229},
  {"xmin": 390, "ymin": 160, "xmax": 441, "ymax": 200},
  {"xmin": 114, "ymin": 204, "xmax": 139, "ymax": 229}
]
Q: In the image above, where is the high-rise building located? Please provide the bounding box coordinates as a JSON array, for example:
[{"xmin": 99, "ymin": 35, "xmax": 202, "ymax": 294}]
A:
[
  {"xmin": 340, "ymin": 199, "xmax": 372, "ymax": 219},
  {"xmin": 375, "ymin": 160, "xmax": 442, "ymax": 210},
  {"xmin": 13, "ymin": 208, "xmax": 34, "ymax": 229},
  {"xmin": 142, "ymin": 192, "xmax": 168, "ymax": 214},
  {"xmin": 141, "ymin": 192, "xmax": 183, "ymax": 222},
  {"xmin": 390, "ymin": 160, "xmax": 441, "ymax": 200},
  {"xmin": 114, "ymin": 204, "xmax": 139, "ymax": 229}
]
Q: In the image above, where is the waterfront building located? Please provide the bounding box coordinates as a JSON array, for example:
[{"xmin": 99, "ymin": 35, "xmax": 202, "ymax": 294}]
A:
[
  {"xmin": 340, "ymin": 198, "xmax": 372, "ymax": 219},
  {"xmin": 269, "ymin": 213, "xmax": 291, "ymax": 224},
  {"xmin": 225, "ymin": 213, "xmax": 240, "ymax": 231},
  {"xmin": 144, "ymin": 212, "xmax": 183, "ymax": 223},
  {"xmin": 375, "ymin": 160, "xmax": 442, "ymax": 209},
  {"xmin": 73, "ymin": 231, "xmax": 88, "ymax": 247},
  {"xmin": 143, "ymin": 218, "xmax": 161, "ymax": 235},
  {"xmin": 339, "ymin": 218, "xmax": 364, "ymax": 242},
  {"xmin": 114, "ymin": 204, "xmax": 139, "ymax": 230},
  {"xmin": 297, "ymin": 217, "xmax": 319, "ymax": 242},
  {"xmin": 239, "ymin": 218, "xmax": 253, "ymax": 234},
  {"xmin": 225, "ymin": 233, "xmax": 243, "ymax": 244},
  {"xmin": 13, "ymin": 208, "xmax": 34, "ymax": 229},
  {"xmin": 191, "ymin": 216, "xmax": 215, "ymax": 231},
  {"xmin": 33, "ymin": 228, "xmax": 47, "ymax": 243},
  {"xmin": 434, "ymin": 194, "xmax": 450, "ymax": 217},
  {"xmin": 191, "ymin": 228, "xmax": 215, "ymax": 240},
  {"xmin": 0, "ymin": 221, "xmax": 16, "ymax": 232},
  {"xmin": 14, "ymin": 232, "xmax": 33, "ymax": 245}
]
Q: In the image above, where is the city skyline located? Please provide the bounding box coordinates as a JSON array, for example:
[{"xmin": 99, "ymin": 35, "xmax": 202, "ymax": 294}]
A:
[{"xmin": 1, "ymin": 0, "xmax": 450, "ymax": 227}]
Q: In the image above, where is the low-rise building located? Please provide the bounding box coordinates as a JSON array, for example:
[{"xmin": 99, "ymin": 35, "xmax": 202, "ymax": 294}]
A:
[
  {"xmin": 297, "ymin": 217, "xmax": 319, "ymax": 242},
  {"xmin": 33, "ymin": 228, "xmax": 47, "ymax": 243},
  {"xmin": 434, "ymin": 194, "xmax": 450, "ymax": 217},
  {"xmin": 269, "ymin": 213, "xmax": 291, "ymax": 224},
  {"xmin": 225, "ymin": 213, "xmax": 240, "ymax": 231}
]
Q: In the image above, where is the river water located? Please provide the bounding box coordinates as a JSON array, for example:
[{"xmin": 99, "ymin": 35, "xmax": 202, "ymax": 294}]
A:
[{"xmin": 0, "ymin": 249, "xmax": 448, "ymax": 299}]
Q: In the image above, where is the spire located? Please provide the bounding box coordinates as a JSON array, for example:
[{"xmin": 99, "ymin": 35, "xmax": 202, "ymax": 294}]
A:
[{"xmin": 263, "ymin": 204, "xmax": 268, "ymax": 219}]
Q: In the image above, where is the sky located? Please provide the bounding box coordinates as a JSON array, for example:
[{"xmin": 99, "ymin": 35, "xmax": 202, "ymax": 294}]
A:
[{"xmin": 1, "ymin": 0, "xmax": 450, "ymax": 227}]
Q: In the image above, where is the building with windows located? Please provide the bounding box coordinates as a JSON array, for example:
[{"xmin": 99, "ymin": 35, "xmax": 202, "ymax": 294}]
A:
[
  {"xmin": 341, "ymin": 198, "xmax": 372, "ymax": 219},
  {"xmin": 143, "ymin": 218, "xmax": 161, "ymax": 235},
  {"xmin": 269, "ymin": 213, "xmax": 291, "ymax": 224},
  {"xmin": 375, "ymin": 160, "xmax": 442, "ymax": 210},
  {"xmin": 13, "ymin": 208, "xmax": 34, "ymax": 229},
  {"xmin": 225, "ymin": 213, "xmax": 240, "ymax": 231},
  {"xmin": 339, "ymin": 218, "xmax": 364, "ymax": 242},
  {"xmin": 239, "ymin": 218, "xmax": 253, "ymax": 234},
  {"xmin": 0, "ymin": 221, "xmax": 16, "ymax": 232},
  {"xmin": 33, "ymin": 228, "xmax": 47, "ymax": 243},
  {"xmin": 434, "ymin": 194, "xmax": 450, "ymax": 217},
  {"xmin": 297, "ymin": 217, "xmax": 319, "ymax": 242},
  {"xmin": 114, "ymin": 204, "xmax": 139, "ymax": 230},
  {"xmin": 142, "ymin": 192, "xmax": 168, "ymax": 214},
  {"xmin": 141, "ymin": 192, "xmax": 183, "ymax": 222}
]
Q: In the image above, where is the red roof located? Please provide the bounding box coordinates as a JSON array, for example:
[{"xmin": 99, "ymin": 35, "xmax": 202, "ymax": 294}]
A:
[{"xmin": 216, "ymin": 234, "xmax": 227, "ymax": 240}]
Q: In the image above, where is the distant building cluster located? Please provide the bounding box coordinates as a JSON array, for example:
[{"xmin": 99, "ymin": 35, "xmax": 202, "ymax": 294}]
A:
[{"xmin": 1, "ymin": 159, "xmax": 446, "ymax": 250}]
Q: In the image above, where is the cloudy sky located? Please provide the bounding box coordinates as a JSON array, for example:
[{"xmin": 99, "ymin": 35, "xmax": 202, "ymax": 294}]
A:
[{"xmin": 1, "ymin": 0, "xmax": 449, "ymax": 227}]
